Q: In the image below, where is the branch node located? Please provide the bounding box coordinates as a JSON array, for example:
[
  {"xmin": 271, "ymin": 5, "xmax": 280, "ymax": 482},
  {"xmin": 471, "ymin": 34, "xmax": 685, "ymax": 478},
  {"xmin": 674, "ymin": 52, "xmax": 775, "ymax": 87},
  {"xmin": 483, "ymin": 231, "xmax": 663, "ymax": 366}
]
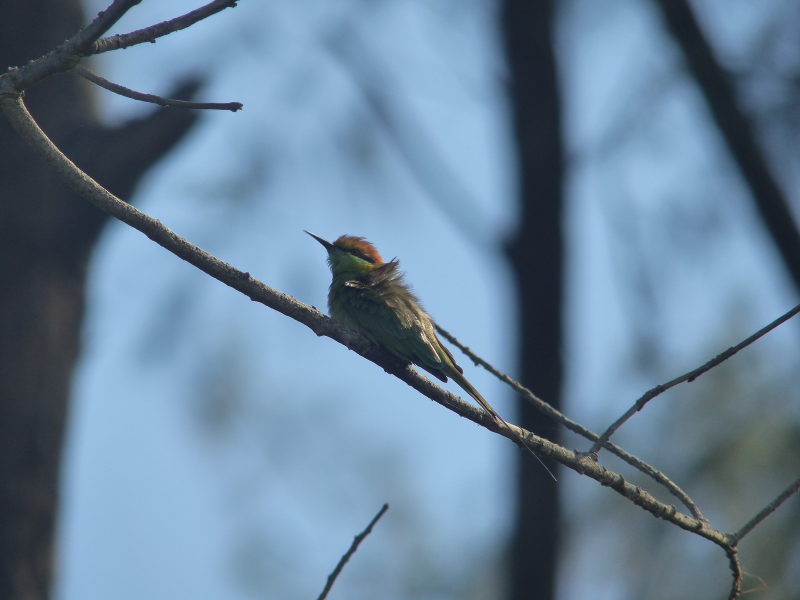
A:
[
  {"xmin": 591, "ymin": 302, "xmax": 800, "ymax": 454},
  {"xmin": 573, "ymin": 450, "xmax": 597, "ymax": 474}
]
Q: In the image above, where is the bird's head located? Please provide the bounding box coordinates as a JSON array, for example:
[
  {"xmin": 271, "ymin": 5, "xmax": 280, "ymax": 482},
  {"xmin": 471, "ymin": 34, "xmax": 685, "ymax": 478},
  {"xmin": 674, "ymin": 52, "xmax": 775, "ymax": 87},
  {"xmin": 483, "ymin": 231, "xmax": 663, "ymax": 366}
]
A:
[{"xmin": 305, "ymin": 231, "xmax": 384, "ymax": 277}]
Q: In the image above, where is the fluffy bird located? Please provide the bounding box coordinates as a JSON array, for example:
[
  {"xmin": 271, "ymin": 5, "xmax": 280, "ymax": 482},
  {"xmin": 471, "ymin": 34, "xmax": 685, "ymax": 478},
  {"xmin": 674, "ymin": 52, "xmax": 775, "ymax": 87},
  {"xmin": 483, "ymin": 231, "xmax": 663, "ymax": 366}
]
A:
[{"xmin": 306, "ymin": 231, "xmax": 552, "ymax": 474}]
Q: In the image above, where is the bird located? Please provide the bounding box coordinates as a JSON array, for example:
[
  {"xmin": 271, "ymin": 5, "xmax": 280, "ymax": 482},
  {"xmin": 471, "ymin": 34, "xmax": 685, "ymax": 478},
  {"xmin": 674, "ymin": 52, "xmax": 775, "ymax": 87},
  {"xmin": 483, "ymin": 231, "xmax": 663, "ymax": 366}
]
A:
[{"xmin": 306, "ymin": 231, "xmax": 554, "ymax": 478}]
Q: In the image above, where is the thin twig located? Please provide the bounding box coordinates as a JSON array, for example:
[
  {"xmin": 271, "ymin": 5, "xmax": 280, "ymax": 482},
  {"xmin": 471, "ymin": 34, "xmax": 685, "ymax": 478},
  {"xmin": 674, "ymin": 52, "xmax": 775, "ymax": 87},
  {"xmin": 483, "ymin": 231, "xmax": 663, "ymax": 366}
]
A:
[
  {"xmin": 434, "ymin": 324, "xmax": 705, "ymax": 521},
  {"xmin": 74, "ymin": 64, "xmax": 242, "ymax": 111},
  {"xmin": 89, "ymin": 0, "xmax": 239, "ymax": 55},
  {"xmin": 0, "ymin": 93, "xmax": 734, "ymax": 545},
  {"xmin": 728, "ymin": 475, "xmax": 800, "ymax": 545},
  {"xmin": 317, "ymin": 504, "xmax": 389, "ymax": 600},
  {"xmin": 589, "ymin": 301, "xmax": 800, "ymax": 454}
]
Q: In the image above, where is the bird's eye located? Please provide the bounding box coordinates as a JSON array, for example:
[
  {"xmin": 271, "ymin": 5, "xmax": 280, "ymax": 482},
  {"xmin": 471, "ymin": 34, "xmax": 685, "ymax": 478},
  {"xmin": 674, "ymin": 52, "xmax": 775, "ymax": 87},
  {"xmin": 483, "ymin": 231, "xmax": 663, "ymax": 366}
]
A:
[{"xmin": 349, "ymin": 249, "xmax": 373, "ymax": 263}]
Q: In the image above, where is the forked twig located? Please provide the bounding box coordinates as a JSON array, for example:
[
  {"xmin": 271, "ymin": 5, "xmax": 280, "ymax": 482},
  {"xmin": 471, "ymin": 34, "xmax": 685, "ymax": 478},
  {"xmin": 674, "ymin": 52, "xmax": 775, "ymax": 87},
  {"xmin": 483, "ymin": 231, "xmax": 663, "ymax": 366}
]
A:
[
  {"xmin": 590, "ymin": 302, "xmax": 800, "ymax": 454},
  {"xmin": 317, "ymin": 504, "xmax": 389, "ymax": 600},
  {"xmin": 88, "ymin": 0, "xmax": 239, "ymax": 55},
  {"xmin": 0, "ymin": 0, "xmax": 140, "ymax": 91},
  {"xmin": 434, "ymin": 323, "xmax": 705, "ymax": 521}
]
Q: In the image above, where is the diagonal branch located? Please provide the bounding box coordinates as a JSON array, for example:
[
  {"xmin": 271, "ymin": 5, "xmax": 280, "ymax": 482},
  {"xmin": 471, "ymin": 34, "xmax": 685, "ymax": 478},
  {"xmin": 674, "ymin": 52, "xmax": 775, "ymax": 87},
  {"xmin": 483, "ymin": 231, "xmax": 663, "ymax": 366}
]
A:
[
  {"xmin": 435, "ymin": 324, "xmax": 705, "ymax": 521},
  {"xmin": 74, "ymin": 63, "xmax": 242, "ymax": 111},
  {"xmin": 317, "ymin": 504, "xmax": 389, "ymax": 600},
  {"xmin": 0, "ymin": 92, "xmax": 734, "ymax": 546},
  {"xmin": 728, "ymin": 475, "xmax": 800, "ymax": 546},
  {"xmin": 88, "ymin": 0, "xmax": 239, "ymax": 55},
  {"xmin": 0, "ymin": 92, "xmax": 535, "ymax": 448},
  {"xmin": 590, "ymin": 301, "xmax": 800, "ymax": 454}
]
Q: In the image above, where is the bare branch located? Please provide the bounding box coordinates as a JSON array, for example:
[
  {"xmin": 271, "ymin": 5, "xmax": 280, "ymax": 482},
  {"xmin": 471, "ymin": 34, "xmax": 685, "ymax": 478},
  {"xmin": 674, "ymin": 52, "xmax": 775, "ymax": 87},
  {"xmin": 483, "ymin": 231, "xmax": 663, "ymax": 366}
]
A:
[
  {"xmin": 0, "ymin": 92, "xmax": 533, "ymax": 446},
  {"xmin": 317, "ymin": 504, "xmax": 389, "ymax": 600},
  {"xmin": 0, "ymin": 0, "xmax": 141, "ymax": 92},
  {"xmin": 590, "ymin": 301, "xmax": 800, "ymax": 454},
  {"xmin": 0, "ymin": 93, "xmax": 734, "ymax": 544},
  {"xmin": 88, "ymin": 0, "xmax": 239, "ymax": 55},
  {"xmin": 435, "ymin": 324, "xmax": 706, "ymax": 521},
  {"xmin": 728, "ymin": 475, "xmax": 800, "ymax": 545},
  {"xmin": 74, "ymin": 0, "xmax": 143, "ymax": 49},
  {"xmin": 74, "ymin": 64, "xmax": 242, "ymax": 111}
]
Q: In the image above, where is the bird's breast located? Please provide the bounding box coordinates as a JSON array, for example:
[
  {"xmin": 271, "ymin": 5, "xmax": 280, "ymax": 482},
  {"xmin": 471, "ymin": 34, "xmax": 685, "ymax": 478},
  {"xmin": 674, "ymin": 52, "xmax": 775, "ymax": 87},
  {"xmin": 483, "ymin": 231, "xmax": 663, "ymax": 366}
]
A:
[{"xmin": 328, "ymin": 280, "xmax": 374, "ymax": 328}]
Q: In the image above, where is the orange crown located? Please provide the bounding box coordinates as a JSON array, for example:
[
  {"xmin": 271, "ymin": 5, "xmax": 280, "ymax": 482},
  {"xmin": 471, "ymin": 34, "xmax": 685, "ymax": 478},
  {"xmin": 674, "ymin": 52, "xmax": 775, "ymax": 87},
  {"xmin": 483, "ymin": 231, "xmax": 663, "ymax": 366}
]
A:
[{"xmin": 333, "ymin": 235, "xmax": 384, "ymax": 265}]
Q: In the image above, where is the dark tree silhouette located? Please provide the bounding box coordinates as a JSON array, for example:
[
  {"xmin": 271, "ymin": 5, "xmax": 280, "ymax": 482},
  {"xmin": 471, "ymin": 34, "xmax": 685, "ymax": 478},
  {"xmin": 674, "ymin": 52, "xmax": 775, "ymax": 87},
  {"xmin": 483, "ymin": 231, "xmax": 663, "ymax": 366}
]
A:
[
  {"xmin": 0, "ymin": 2, "xmax": 199, "ymax": 598},
  {"xmin": 652, "ymin": 0, "xmax": 800, "ymax": 292},
  {"xmin": 501, "ymin": 1, "xmax": 565, "ymax": 599}
]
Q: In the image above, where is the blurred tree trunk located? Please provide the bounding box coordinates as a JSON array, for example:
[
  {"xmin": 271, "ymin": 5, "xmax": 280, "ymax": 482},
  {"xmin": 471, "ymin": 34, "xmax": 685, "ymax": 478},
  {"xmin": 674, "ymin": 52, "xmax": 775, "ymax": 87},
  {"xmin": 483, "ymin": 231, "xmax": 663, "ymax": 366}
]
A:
[
  {"xmin": 652, "ymin": 0, "xmax": 800, "ymax": 293},
  {"xmin": 500, "ymin": 1, "xmax": 565, "ymax": 599},
  {"xmin": 0, "ymin": 2, "xmax": 199, "ymax": 598}
]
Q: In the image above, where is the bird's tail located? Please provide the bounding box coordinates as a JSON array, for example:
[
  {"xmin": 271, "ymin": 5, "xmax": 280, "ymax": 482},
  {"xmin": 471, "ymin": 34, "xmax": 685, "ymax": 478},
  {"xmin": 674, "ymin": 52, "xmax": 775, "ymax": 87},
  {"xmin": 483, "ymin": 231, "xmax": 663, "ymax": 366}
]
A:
[{"xmin": 447, "ymin": 367, "xmax": 556, "ymax": 481}]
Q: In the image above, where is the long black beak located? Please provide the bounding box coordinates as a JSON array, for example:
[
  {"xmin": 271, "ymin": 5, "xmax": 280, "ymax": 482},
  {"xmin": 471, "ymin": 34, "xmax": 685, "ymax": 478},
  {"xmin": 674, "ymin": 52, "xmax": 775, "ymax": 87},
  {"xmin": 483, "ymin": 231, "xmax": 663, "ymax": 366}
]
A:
[{"xmin": 304, "ymin": 230, "xmax": 336, "ymax": 252}]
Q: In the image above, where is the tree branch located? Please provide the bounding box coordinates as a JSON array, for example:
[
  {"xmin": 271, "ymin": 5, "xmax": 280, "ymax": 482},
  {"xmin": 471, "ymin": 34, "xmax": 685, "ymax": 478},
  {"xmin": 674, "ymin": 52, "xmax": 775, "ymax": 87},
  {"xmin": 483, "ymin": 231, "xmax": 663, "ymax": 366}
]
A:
[
  {"xmin": 0, "ymin": 92, "xmax": 735, "ymax": 547},
  {"xmin": 435, "ymin": 323, "xmax": 705, "ymax": 521},
  {"xmin": 728, "ymin": 475, "xmax": 800, "ymax": 546},
  {"xmin": 317, "ymin": 503, "xmax": 389, "ymax": 600},
  {"xmin": 0, "ymin": 92, "xmax": 528, "ymax": 443},
  {"xmin": 74, "ymin": 64, "xmax": 242, "ymax": 111},
  {"xmin": 0, "ymin": 0, "xmax": 141, "ymax": 92},
  {"xmin": 590, "ymin": 301, "xmax": 800, "ymax": 454},
  {"xmin": 88, "ymin": 0, "xmax": 239, "ymax": 55}
]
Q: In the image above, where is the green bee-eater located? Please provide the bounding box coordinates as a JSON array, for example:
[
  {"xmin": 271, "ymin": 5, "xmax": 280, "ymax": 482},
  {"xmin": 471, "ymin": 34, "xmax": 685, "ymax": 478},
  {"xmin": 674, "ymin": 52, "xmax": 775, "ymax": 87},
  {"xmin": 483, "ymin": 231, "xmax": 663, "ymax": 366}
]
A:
[{"xmin": 306, "ymin": 231, "xmax": 552, "ymax": 474}]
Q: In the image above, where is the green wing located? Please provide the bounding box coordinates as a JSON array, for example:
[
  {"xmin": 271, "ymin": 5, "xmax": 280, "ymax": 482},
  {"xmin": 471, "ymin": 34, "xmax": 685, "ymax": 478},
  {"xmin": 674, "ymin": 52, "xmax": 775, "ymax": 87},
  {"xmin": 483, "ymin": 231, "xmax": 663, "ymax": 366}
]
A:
[{"xmin": 330, "ymin": 279, "xmax": 447, "ymax": 372}]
